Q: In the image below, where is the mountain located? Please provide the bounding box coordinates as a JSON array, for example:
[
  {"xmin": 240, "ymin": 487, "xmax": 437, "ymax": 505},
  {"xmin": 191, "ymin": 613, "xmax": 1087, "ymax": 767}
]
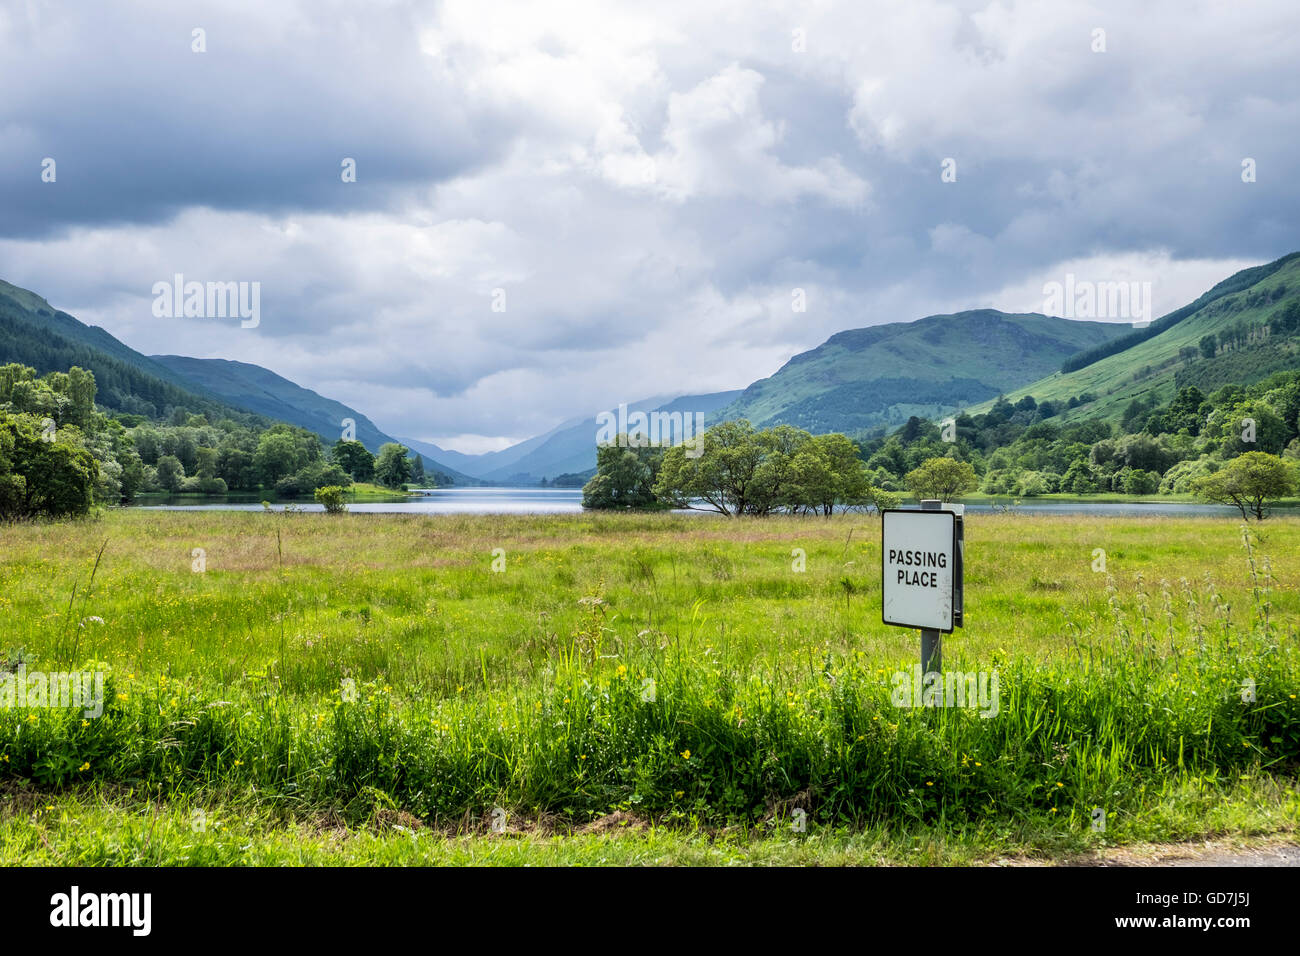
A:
[
  {"xmin": 149, "ymin": 355, "xmax": 479, "ymax": 486},
  {"xmin": 968, "ymin": 252, "xmax": 1300, "ymax": 422},
  {"xmin": 401, "ymin": 390, "xmax": 742, "ymax": 484},
  {"xmin": 0, "ymin": 279, "xmax": 268, "ymax": 424},
  {"xmin": 715, "ymin": 309, "xmax": 1131, "ymax": 436},
  {"xmin": 0, "ymin": 278, "xmax": 476, "ymax": 485}
]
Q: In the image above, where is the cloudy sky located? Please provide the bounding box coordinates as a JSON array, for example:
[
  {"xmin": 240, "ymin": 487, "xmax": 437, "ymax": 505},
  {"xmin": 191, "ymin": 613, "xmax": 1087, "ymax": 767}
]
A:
[{"xmin": 1, "ymin": 1, "xmax": 1296, "ymax": 452}]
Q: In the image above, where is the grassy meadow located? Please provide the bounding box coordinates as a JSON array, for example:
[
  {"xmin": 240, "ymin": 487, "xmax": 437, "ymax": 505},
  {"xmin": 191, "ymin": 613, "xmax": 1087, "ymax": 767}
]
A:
[{"xmin": 1, "ymin": 509, "xmax": 1298, "ymax": 865}]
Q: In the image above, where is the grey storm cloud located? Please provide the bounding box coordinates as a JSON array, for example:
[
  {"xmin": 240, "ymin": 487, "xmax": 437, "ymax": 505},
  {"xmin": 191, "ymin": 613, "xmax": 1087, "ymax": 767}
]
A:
[
  {"xmin": 0, "ymin": 0, "xmax": 1297, "ymax": 447},
  {"xmin": 0, "ymin": 1, "xmax": 509, "ymax": 237}
]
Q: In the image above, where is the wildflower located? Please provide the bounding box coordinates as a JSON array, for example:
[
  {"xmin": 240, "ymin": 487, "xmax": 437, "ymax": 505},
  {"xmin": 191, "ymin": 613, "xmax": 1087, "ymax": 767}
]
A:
[
  {"xmin": 1056, "ymin": 782, "xmax": 1064, "ymax": 788},
  {"xmin": 681, "ymin": 749, "xmax": 691, "ymax": 760},
  {"xmin": 234, "ymin": 759, "xmax": 243, "ymax": 767},
  {"xmin": 1049, "ymin": 807, "xmax": 1058, "ymax": 814},
  {"xmin": 925, "ymin": 781, "xmax": 933, "ymax": 787},
  {"xmin": 616, "ymin": 665, "xmax": 627, "ymax": 677},
  {"xmin": 79, "ymin": 762, "xmax": 90, "ymax": 772}
]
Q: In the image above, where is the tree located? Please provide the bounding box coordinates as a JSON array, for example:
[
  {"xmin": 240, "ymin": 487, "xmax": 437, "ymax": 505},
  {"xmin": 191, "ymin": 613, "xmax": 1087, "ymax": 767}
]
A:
[
  {"xmin": 790, "ymin": 433, "xmax": 870, "ymax": 515},
  {"xmin": 582, "ymin": 438, "xmax": 665, "ymax": 509},
  {"xmin": 155, "ymin": 454, "xmax": 185, "ymax": 492},
  {"xmin": 409, "ymin": 454, "xmax": 426, "ymax": 486},
  {"xmin": 1147, "ymin": 386, "xmax": 1206, "ymax": 437},
  {"xmin": 1113, "ymin": 433, "xmax": 1176, "ymax": 474},
  {"xmin": 1118, "ymin": 467, "xmax": 1160, "ymax": 495},
  {"xmin": 654, "ymin": 420, "xmax": 765, "ymax": 516},
  {"xmin": 904, "ymin": 457, "xmax": 977, "ymax": 502},
  {"xmin": 274, "ymin": 460, "xmax": 351, "ymax": 498},
  {"xmin": 1062, "ymin": 458, "xmax": 1099, "ymax": 494},
  {"xmin": 254, "ymin": 425, "xmax": 320, "ymax": 486},
  {"xmin": 1192, "ymin": 451, "xmax": 1296, "ymax": 519},
  {"xmin": 747, "ymin": 424, "xmax": 811, "ymax": 515},
  {"xmin": 0, "ymin": 412, "xmax": 99, "ymax": 519},
  {"xmin": 373, "ymin": 443, "xmax": 413, "ymax": 489},
  {"xmin": 1014, "ymin": 470, "xmax": 1053, "ymax": 497},
  {"xmin": 1198, "ymin": 333, "xmax": 1217, "ymax": 359},
  {"xmin": 1206, "ymin": 400, "xmax": 1288, "ymax": 456},
  {"xmin": 330, "ymin": 440, "xmax": 375, "ymax": 482}
]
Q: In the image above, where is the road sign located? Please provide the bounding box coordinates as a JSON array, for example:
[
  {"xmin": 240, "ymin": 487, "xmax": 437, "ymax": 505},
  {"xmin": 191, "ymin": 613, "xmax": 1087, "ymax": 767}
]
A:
[{"xmin": 881, "ymin": 504, "xmax": 963, "ymax": 634}]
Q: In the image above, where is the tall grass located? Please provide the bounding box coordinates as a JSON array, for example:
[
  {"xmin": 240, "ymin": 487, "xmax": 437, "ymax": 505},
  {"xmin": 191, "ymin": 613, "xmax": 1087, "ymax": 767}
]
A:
[{"xmin": 2, "ymin": 513, "xmax": 1296, "ymax": 840}]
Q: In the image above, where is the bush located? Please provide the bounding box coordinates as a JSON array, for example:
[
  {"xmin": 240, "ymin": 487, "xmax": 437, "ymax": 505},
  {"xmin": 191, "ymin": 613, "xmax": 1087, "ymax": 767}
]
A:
[{"xmin": 314, "ymin": 485, "xmax": 348, "ymax": 514}]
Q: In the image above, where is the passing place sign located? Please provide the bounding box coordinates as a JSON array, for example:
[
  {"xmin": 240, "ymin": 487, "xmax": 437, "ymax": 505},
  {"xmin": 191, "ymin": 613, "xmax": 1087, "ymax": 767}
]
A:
[{"xmin": 881, "ymin": 509, "xmax": 958, "ymax": 632}]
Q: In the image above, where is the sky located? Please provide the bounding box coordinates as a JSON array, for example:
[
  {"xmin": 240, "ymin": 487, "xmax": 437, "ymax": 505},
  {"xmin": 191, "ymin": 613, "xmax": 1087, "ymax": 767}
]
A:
[{"xmin": 0, "ymin": 1, "xmax": 1296, "ymax": 453}]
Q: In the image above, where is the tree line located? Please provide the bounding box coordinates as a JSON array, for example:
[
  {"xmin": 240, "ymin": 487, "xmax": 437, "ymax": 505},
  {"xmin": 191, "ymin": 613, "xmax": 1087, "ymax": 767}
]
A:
[{"xmin": 583, "ymin": 367, "xmax": 1300, "ymax": 520}]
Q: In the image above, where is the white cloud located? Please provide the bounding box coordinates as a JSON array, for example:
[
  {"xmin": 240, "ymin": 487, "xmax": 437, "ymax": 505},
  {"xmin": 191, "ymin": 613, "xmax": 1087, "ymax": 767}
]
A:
[{"xmin": 0, "ymin": 0, "xmax": 1297, "ymax": 448}]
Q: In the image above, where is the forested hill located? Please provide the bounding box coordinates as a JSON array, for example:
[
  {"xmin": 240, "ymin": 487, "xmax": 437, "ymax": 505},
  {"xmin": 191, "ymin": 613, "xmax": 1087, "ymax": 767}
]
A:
[
  {"xmin": 715, "ymin": 309, "xmax": 1130, "ymax": 435},
  {"xmin": 0, "ymin": 279, "xmax": 472, "ymax": 483},
  {"xmin": 150, "ymin": 355, "xmax": 476, "ymax": 486},
  {"xmin": 970, "ymin": 251, "xmax": 1300, "ymax": 425},
  {"xmin": 0, "ymin": 279, "xmax": 264, "ymax": 425}
]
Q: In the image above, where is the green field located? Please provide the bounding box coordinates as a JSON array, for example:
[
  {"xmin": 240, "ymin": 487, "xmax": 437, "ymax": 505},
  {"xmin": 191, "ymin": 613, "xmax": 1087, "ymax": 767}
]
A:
[{"xmin": 1, "ymin": 510, "xmax": 1297, "ymax": 865}]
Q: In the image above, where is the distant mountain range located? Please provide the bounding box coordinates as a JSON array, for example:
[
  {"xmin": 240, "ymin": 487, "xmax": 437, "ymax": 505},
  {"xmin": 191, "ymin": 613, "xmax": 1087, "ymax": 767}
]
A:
[
  {"xmin": 5, "ymin": 251, "xmax": 1299, "ymax": 487},
  {"xmin": 399, "ymin": 391, "xmax": 741, "ymax": 484}
]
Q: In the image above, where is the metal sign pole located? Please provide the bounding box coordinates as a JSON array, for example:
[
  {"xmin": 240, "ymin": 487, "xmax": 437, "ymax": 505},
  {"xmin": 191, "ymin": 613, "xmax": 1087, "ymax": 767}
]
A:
[{"xmin": 920, "ymin": 499, "xmax": 942, "ymax": 675}]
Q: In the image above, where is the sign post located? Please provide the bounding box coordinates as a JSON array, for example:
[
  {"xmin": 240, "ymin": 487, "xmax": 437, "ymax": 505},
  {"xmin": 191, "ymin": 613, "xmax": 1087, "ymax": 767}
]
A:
[{"xmin": 882, "ymin": 499, "xmax": 964, "ymax": 676}]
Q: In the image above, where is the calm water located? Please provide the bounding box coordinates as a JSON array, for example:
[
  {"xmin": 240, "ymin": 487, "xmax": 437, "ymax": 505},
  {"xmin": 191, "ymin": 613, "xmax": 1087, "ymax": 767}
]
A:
[
  {"xmin": 132, "ymin": 488, "xmax": 1244, "ymax": 517},
  {"xmin": 135, "ymin": 487, "xmax": 587, "ymax": 513}
]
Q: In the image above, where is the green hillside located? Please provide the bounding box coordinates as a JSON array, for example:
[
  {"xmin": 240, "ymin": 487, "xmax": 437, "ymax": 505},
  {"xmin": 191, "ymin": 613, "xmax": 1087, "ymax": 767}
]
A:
[
  {"xmin": 151, "ymin": 356, "xmax": 478, "ymax": 486},
  {"xmin": 716, "ymin": 309, "xmax": 1130, "ymax": 435},
  {"xmin": 0, "ymin": 280, "xmax": 265, "ymax": 424},
  {"xmin": 969, "ymin": 253, "xmax": 1300, "ymax": 423},
  {"xmin": 0, "ymin": 279, "xmax": 474, "ymax": 484}
]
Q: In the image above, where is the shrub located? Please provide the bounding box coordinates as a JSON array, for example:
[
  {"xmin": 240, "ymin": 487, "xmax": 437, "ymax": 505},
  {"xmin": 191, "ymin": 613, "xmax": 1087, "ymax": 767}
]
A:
[{"xmin": 314, "ymin": 485, "xmax": 348, "ymax": 514}]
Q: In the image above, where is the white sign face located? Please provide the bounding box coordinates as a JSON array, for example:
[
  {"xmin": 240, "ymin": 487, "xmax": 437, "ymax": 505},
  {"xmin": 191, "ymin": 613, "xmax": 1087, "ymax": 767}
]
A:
[{"xmin": 882, "ymin": 510, "xmax": 957, "ymax": 632}]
